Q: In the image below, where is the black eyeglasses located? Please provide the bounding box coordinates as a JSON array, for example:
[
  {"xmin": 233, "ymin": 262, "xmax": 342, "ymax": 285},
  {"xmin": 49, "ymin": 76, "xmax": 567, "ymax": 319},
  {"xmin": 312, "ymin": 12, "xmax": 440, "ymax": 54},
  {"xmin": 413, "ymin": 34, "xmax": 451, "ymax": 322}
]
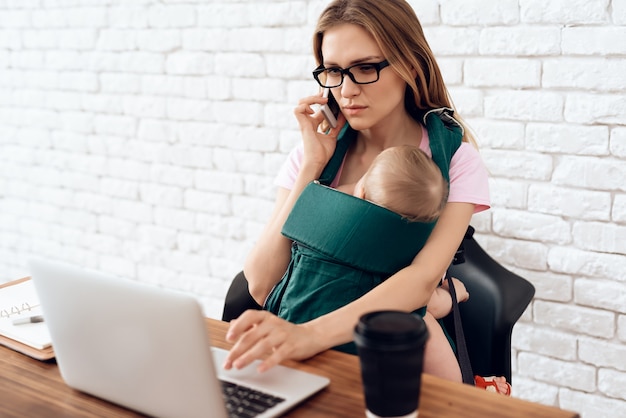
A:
[{"xmin": 312, "ymin": 60, "xmax": 390, "ymax": 88}]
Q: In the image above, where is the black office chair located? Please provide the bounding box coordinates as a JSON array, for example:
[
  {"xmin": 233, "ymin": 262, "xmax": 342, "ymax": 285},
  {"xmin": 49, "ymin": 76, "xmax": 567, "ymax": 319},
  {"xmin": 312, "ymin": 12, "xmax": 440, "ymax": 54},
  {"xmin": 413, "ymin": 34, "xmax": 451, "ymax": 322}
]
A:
[
  {"xmin": 222, "ymin": 226, "xmax": 535, "ymax": 384},
  {"xmin": 222, "ymin": 270, "xmax": 262, "ymax": 322},
  {"xmin": 443, "ymin": 226, "xmax": 535, "ymax": 383}
]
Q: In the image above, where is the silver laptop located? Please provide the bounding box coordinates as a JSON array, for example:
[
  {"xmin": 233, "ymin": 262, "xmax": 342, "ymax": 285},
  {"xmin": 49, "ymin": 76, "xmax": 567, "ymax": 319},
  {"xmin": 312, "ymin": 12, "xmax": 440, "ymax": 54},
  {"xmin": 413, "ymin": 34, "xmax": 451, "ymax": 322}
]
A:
[{"xmin": 29, "ymin": 258, "xmax": 329, "ymax": 418}]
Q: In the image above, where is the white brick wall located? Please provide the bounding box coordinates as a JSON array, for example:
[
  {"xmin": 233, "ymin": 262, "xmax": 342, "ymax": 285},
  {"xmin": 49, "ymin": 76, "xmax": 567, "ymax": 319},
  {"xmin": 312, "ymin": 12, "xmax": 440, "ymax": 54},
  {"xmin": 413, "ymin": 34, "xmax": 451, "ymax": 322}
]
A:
[{"xmin": 1, "ymin": 1, "xmax": 625, "ymax": 415}]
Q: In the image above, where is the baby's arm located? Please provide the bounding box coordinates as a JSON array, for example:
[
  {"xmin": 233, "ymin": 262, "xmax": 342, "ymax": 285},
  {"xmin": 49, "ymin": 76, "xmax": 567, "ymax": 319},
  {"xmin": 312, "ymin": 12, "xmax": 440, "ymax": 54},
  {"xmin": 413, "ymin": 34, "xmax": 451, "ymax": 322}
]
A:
[
  {"xmin": 427, "ymin": 277, "xmax": 469, "ymax": 319},
  {"xmin": 427, "ymin": 285, "xmax": 452, "ymax": 319}
]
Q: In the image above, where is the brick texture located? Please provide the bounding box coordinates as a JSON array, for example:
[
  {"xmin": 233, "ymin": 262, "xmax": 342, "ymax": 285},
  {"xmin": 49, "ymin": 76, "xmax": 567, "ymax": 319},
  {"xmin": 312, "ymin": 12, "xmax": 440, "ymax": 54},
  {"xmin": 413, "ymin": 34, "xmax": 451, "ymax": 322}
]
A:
[{"xmin": 1, "ymin": 1, "xmax": 625, "ymax": 416}]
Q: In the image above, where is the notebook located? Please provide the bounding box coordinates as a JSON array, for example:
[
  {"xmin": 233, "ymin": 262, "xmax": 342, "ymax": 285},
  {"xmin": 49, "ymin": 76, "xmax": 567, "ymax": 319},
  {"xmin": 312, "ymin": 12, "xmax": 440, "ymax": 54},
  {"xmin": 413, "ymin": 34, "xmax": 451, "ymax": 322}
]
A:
[
  {"xmin": 0, "ymin": 279, "xmax": 52, "ymax": 350},
  {"xmin": 28, "ymin": 258, "xmax": 330, "ymax": 418}
]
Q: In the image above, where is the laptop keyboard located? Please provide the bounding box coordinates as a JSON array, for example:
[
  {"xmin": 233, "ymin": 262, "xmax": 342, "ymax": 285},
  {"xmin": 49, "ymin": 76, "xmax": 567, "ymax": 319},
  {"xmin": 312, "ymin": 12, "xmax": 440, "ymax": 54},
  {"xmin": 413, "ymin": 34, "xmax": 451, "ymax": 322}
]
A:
[{"xmin": 220, "ymin": 380, "xmax": 285, "ymax": 418}]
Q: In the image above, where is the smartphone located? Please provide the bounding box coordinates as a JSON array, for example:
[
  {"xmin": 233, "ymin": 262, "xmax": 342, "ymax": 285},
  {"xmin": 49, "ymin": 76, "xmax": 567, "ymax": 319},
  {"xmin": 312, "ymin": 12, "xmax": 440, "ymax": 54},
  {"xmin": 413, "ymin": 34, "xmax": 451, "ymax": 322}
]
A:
[{"xmin": 320, "ymin": 88, "xmax": 339, "ymax": 129}]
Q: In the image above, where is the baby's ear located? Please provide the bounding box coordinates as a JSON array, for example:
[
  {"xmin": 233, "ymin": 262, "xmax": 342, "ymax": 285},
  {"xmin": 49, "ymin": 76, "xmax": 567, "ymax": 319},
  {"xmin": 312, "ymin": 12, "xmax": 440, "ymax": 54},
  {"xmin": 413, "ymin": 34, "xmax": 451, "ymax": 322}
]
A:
[{"xmin": 353, "ymin": 178, "xmax": 366, "ymax": 199}]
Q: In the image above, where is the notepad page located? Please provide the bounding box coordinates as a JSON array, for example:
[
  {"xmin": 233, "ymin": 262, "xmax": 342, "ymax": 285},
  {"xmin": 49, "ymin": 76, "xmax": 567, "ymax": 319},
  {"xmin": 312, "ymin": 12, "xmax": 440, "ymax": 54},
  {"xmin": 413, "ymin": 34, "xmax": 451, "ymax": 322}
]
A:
[{"xmin": 0, "ymin": 280, "xmax": 52, "ymax": 350}]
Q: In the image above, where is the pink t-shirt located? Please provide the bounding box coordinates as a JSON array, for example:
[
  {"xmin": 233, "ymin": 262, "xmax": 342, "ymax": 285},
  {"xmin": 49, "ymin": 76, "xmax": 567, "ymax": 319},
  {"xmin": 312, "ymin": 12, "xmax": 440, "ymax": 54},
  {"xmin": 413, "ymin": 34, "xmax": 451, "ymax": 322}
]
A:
[{"xmin": 275, "ymin": 125, "xmax": 490, "ymax": 214}]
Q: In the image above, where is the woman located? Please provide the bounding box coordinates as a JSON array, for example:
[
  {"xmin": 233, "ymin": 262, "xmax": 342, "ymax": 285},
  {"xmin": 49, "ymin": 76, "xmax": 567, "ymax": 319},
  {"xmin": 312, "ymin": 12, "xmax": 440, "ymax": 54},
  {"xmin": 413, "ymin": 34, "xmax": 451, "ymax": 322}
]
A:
[{"xmin": 224, "ymin": 0, "xmax": 490, "ymax": 384}]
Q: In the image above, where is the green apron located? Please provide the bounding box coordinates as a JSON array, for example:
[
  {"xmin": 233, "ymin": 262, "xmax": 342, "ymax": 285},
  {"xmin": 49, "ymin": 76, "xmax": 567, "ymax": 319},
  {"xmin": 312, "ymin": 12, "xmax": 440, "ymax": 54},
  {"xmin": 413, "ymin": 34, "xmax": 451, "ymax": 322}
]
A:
[{"xmin": 265, "ymin": 108, "xmax": 463, "ymax": 354}]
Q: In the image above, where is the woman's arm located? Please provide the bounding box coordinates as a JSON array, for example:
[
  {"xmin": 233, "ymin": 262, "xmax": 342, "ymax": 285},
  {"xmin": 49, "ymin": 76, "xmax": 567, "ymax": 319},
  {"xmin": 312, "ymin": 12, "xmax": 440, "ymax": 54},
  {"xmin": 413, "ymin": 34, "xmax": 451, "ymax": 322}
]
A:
[
  {"xmin": 305, "ymin": 201, "xmax": 475, "ymax": 349},
  {"xmin": 225, "ymin": 201, "xmax": 475, "ymax": 371},
  {"xmin": 244, "ymin": 93, "xmax": 346, "ymax": 305},
  {"xmin": 244, "ymin": 180, "xmax": 315, "ymax": 305}
]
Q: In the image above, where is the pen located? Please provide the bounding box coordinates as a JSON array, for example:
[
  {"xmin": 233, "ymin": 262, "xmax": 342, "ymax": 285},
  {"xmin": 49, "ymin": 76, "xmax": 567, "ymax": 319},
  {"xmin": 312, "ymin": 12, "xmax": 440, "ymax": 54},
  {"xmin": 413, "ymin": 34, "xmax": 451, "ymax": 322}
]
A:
[{"xmin": 12, "ymin": 315, "xmax": 45, "ymax": 326}]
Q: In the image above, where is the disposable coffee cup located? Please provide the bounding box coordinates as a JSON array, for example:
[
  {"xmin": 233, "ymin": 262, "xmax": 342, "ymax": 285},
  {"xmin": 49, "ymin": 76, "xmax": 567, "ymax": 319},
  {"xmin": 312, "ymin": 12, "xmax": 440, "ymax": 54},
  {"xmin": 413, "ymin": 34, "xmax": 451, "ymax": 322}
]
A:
[{"xmin": 354, "ymin": 311, "xmax": 429, "ymax": 418}]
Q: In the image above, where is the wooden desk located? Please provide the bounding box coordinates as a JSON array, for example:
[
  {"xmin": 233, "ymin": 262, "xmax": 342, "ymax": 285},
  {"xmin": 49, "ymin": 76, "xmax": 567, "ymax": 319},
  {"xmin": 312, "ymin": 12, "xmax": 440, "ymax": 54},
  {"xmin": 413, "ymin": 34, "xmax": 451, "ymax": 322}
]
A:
[{"xmin": 0, "ymin": 318, "xmax": 579, "ymax": 418}]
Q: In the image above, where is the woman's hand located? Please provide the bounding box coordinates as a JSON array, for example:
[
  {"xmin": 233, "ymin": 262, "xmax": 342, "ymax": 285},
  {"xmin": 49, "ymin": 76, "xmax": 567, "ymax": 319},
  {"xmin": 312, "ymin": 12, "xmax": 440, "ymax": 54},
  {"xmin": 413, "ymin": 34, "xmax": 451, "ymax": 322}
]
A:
[
  {"xmin": 223, "ymin": 310, "xmax": 326, "ymax": 373},
  {"xmin": 293, "ymin": 92, "xmax": 346, "ymax": 171}
]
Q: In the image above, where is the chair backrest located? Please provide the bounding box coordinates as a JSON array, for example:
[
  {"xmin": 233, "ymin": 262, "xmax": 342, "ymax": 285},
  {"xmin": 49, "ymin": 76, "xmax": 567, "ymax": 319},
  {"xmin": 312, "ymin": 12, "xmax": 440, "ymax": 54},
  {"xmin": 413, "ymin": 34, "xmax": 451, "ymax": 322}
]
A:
[
  {"xmin": 444, "ymin": 227, "xmax": 535, "ymax": 383},
  {"xmin": 221, "ymin": 270, "xmax": 262, "ymax": 323}
]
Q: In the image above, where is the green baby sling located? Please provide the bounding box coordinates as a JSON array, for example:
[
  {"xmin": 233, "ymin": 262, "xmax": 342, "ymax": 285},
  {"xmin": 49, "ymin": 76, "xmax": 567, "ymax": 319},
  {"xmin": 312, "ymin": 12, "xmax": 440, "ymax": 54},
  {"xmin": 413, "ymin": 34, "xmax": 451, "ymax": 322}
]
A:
[{"xmin": 264, "ymin": 108, "xmax": 463, "ymax": 354}]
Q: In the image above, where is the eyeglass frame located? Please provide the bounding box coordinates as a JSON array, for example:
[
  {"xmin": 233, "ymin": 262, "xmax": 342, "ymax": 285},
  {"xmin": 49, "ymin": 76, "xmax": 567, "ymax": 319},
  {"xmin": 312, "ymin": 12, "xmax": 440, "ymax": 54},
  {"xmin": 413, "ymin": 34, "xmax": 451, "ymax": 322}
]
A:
[{"xmin": 312, "ymin": 60, "xmax": 390, "ymax": 88}]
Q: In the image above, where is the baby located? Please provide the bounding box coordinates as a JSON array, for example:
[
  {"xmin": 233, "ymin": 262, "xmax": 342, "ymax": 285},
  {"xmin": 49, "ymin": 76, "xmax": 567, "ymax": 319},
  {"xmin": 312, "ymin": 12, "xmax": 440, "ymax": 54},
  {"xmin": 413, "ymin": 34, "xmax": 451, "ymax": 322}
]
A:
[{"xmin": 354, "ymin": 145, "xmax": 510, "ymax": 394}]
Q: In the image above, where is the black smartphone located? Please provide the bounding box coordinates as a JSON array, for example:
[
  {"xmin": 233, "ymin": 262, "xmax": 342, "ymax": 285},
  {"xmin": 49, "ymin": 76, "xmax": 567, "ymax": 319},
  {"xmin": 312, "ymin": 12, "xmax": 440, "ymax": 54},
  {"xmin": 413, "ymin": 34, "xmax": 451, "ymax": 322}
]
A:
[{"xmin": 320, "ymin": 88, "xmax": 340, "ymax": 129}]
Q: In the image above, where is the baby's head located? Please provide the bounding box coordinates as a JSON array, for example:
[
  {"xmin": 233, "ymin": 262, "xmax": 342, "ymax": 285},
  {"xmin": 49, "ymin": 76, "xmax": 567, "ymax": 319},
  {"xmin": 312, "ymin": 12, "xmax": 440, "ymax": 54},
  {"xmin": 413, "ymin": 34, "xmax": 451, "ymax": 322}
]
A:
[{"xmin": 355, "ymin": 145, "xmax": 448, "ymax": 222}]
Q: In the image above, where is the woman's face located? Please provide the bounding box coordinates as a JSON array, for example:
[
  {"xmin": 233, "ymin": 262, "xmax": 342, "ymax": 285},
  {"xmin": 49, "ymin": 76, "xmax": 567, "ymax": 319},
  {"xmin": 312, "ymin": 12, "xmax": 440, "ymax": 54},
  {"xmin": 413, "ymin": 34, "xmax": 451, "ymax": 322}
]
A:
[{"xmin": 321, "ymin": 23, "xmax": 408, "ymax": 131}]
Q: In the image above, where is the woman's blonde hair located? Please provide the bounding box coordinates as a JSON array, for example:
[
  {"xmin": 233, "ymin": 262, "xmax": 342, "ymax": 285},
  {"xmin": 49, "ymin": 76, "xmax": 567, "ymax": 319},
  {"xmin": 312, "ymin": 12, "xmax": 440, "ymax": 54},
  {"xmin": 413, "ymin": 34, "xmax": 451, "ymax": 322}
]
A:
[
  {"xmin": 361, "ymin": 145, "xmax": 448, "ymax": 222},
  {"xmin": 313, "ymin": 0, "xmax": 475, "ymax": 144}
]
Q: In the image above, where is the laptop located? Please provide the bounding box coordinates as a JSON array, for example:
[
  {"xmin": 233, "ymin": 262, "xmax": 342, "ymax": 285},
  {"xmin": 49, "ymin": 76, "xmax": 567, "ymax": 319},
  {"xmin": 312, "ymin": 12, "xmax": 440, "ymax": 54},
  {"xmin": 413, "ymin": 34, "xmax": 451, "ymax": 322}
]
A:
[{"xmin": 28, "ymin": 258, "xmax": 330, "ymax": 418}]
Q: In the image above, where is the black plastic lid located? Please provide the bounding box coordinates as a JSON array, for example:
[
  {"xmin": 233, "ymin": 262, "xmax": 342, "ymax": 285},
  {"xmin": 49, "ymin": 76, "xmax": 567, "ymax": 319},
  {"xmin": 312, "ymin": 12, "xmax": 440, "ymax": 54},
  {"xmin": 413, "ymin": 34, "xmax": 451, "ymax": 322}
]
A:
[{"xmin": 354, "ymin": 311, "xmax": 428, "ymax": 349}]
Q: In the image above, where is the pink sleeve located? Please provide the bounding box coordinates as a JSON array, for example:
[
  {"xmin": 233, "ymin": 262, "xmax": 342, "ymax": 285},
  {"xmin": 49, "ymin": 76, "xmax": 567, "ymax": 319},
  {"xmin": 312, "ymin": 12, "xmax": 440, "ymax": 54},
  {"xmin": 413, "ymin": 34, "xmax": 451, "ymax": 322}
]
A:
[
  {"xmin": 274, "ymin": 144, "xmax": 345, "ymax": 189},
  {"xmin": 447, "ymin": 142, "xmax": 491, "ymax": 214},
  {"xmin": 274, "ymin": 144, "xmax": 304, "ymax": 189}
]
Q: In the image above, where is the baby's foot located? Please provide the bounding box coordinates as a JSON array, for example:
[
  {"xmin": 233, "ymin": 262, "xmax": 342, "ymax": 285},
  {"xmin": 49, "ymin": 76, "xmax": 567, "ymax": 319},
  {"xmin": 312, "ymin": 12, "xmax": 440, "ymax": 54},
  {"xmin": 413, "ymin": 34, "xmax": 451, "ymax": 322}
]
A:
[{"xmin": 474, "ymin": 375, "xmax": 511, "ymax": 396}]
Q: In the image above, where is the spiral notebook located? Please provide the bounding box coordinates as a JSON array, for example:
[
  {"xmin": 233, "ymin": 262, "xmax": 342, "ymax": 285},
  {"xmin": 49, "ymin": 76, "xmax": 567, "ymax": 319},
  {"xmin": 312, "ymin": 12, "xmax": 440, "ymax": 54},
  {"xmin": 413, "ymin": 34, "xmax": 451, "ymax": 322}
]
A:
[{"xmin": 0, "ymin": 278, "xmax": 54, "ymax": 360}]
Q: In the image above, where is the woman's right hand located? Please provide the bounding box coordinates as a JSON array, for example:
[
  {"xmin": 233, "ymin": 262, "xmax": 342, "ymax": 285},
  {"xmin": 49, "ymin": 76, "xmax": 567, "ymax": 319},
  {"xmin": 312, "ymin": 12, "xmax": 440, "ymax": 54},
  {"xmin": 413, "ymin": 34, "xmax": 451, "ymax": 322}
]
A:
[
  {"xmin": 223, "ymin": 310, "xmax": 327, "ymax": 373},
  {"xmin": 293, "ymin": 92, "xmax": 346, "ymax": 171}
]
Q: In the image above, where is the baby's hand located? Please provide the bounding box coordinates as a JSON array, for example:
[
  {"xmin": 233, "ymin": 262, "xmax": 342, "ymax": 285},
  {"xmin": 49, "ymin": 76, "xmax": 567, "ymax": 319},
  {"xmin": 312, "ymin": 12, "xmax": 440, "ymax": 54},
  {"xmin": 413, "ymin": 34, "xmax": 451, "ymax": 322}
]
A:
[{"xmin": 442, "ymin": 277, "xmax": 469, "ymax": 302}]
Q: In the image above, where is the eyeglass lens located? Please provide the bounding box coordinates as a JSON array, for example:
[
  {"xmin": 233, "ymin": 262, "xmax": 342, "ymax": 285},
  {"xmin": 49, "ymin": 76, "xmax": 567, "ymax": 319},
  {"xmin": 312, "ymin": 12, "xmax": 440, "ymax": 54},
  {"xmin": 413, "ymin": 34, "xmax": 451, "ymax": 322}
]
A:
[{"xmin": 317, "ymin": 63, "xmax": 383, "ymax": 88}]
